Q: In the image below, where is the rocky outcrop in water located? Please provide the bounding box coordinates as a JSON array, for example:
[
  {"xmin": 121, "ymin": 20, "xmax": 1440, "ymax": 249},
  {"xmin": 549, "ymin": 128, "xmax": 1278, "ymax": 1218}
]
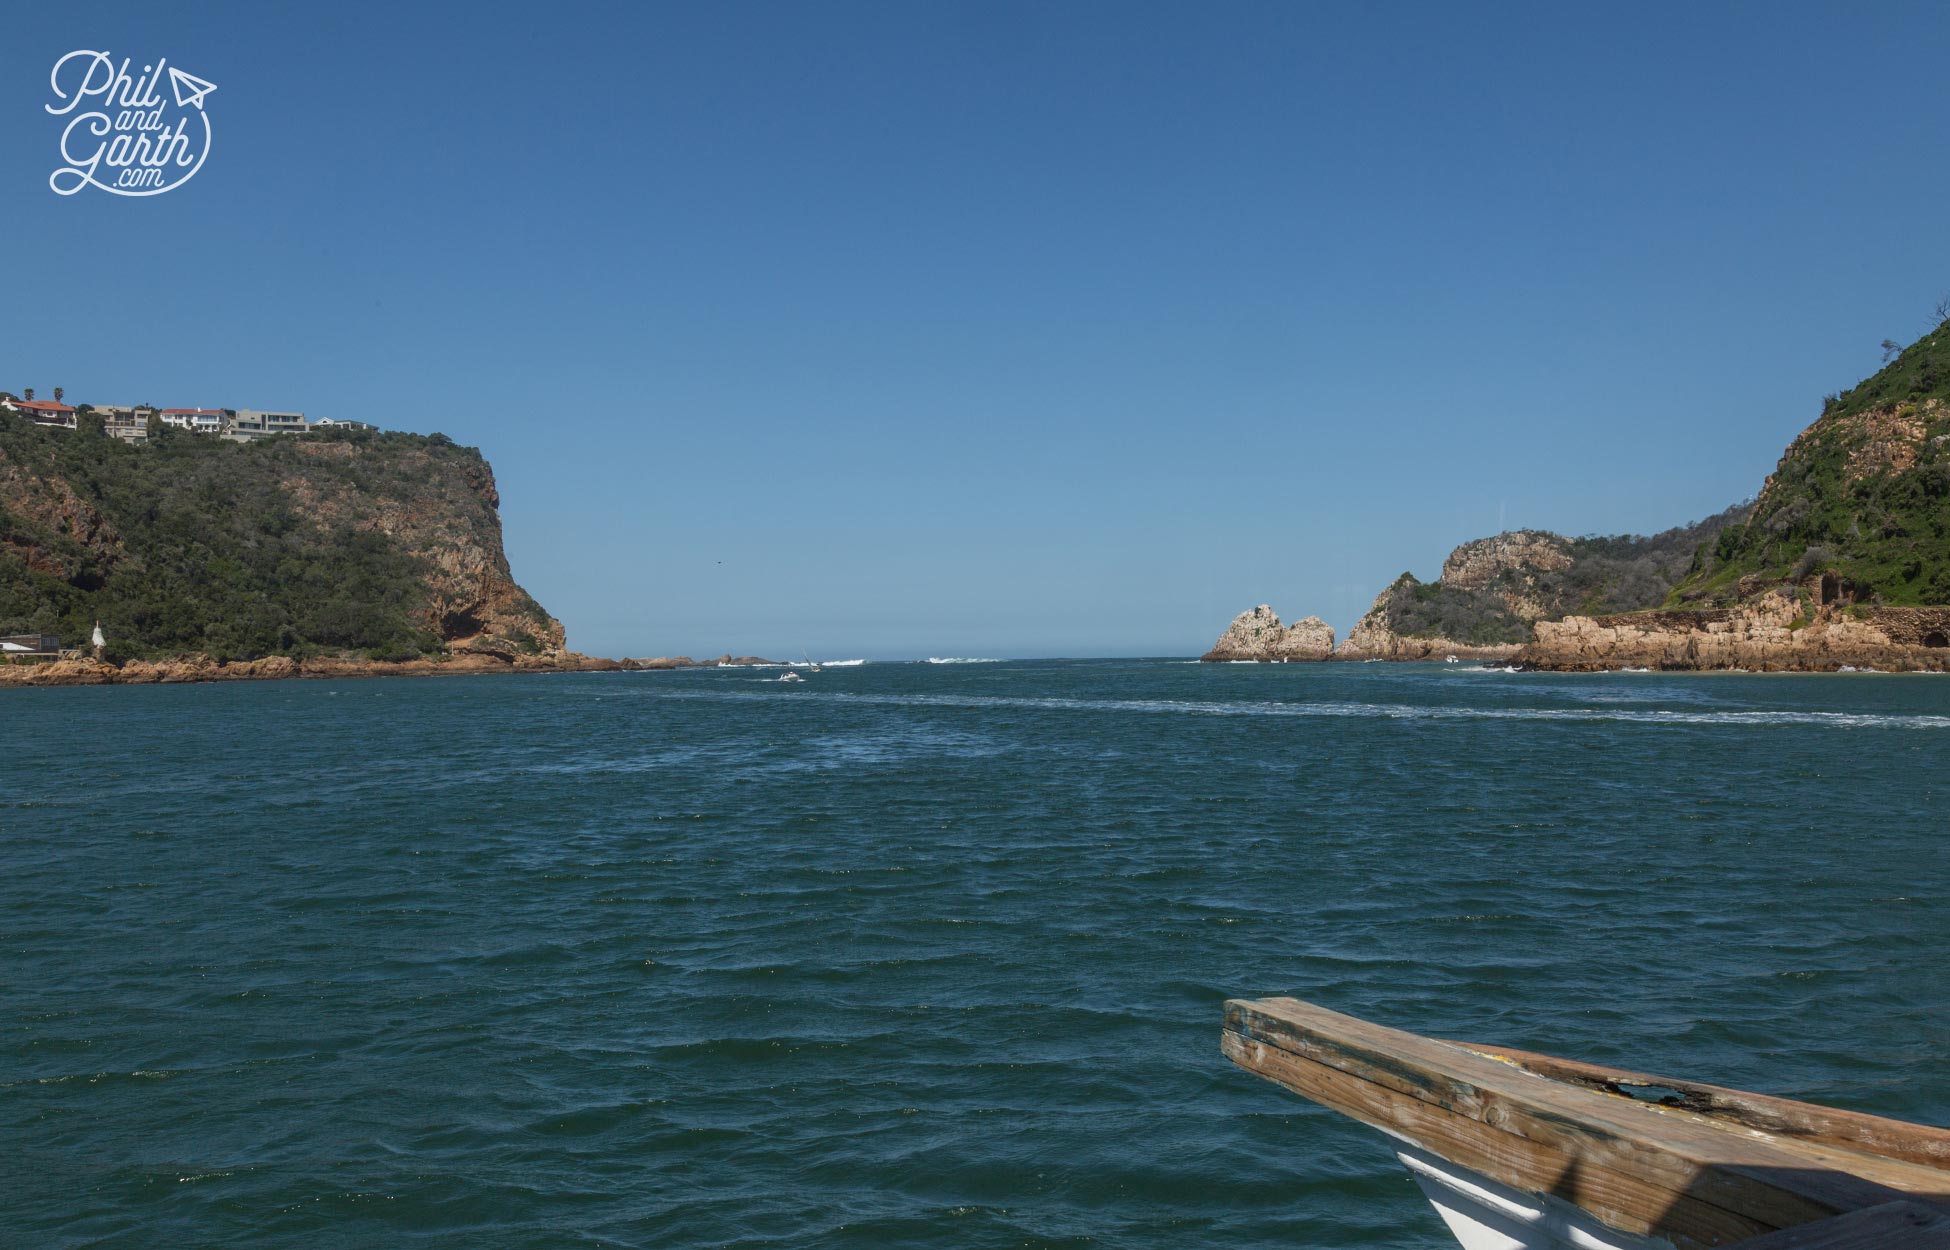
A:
[
  {"xmin": 1200, "ymin": 605, "xmax": 1335, "ymax": 661},
  {"xmin": 1204, "ymin": 505, "xmax": 1752, "ymax": 665}
]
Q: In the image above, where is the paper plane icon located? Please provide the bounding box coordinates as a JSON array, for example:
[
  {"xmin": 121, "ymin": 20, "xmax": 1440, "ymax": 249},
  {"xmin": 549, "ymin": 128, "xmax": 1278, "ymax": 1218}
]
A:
[{"xmin": 168, "ymin": 66, "xmax": 217, "ymax": 110}]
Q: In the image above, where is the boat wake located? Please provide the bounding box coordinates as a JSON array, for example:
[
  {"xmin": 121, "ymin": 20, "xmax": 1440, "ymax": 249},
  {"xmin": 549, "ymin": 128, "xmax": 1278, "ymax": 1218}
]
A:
[{"xmin": 652, "ymin": 688, "xmax": 1950, "ymax": 730}]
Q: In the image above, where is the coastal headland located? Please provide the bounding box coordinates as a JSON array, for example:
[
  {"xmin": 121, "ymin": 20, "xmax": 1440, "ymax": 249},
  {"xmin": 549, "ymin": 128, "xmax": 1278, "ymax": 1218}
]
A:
[
  {"xmin": 1205, "ymin": 316, "xmax": 1950, "ymax": 672},
  {"xmin": 0, "ymin": 413, "xmax": 780, "ymax": 686}
]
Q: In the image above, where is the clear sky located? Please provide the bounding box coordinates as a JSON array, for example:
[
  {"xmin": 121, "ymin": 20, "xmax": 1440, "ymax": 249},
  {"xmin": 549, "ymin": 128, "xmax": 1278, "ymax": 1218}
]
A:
[{"xmin": 5, "ymin": 3, "xmax": 1948, "ymax": 658}]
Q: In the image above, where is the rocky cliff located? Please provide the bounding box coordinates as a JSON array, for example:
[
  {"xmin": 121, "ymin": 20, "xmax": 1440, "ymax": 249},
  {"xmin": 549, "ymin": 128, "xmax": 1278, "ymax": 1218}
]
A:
[
  {"xmin": 0, "ymin": 420, "xmax": 566, "ymax": 662},
  {"xmin": 1336, "ymin": 575, "xmax": 1527, "ymax": 661},
  {"xmin": 1201, "ymin": 605, "xmax": 1336, "ymax": 661},
  {"xmin": 1200, "ymin": 316, "xmax": 1950, "ymax": 672},
  {"xmin": 1331, "ymin": 509, "xmax": 1752, "ymax": 661},
  {"xmin": 1519, "ymin": 316, "xmax": 1950, "ymax": 670},
  {"xmin": 1671, "ymin": 320, "xmax": 1950, "ymax": 608},
  {"xmin": 1521, "ymin": 591, "xmax": 1950, "ymax": 672}
]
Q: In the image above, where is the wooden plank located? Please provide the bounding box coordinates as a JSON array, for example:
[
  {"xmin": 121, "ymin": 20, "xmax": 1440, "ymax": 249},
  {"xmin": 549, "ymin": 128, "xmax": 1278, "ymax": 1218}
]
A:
[
  {"xmin": 1221, "ymin": 1030, "xmax": 1774, "ymax": 1247},
  {"xmin": 1224, "ymin": 997, "xmax": 1948, "ymax": 1243},
  {"xmin": 1438, "ymin": 1050, "xmax": 1950, "ymax": 1203},
  {"xmin": 1723, "ymin": 1201, "xmax": 1950, "ymax": 1249},
  {"xmin": 1228, "ymin": 998, "xmax": 1907, "ymax": 1215},
  {"xmin": 1449, "ymin": 1041, "xmax": 1950, "ymax": 1172}
]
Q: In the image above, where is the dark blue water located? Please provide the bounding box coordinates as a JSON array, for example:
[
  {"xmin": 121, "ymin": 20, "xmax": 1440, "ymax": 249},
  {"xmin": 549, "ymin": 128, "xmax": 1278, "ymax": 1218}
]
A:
[{"xmin": 5, "ymin": 660, "xmax": 1949, "ymax": 1248}]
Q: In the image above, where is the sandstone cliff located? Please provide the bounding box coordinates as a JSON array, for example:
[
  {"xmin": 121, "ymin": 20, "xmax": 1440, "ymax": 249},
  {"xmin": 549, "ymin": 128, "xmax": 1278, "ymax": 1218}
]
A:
[
  {"xmin": 1521, "ymin": 591, "xmax": 1950, "ymax": 672},
  {"xmin": 1520, "ymin": 318, "xmax": 1950, "ymax": 670},
  {"xmin": 0, "ymin": 421, "xmax": 565, "ymax": 662},
  {"xmin": 1199, "ymin": 318, "xmax": 1950, "ymax": 672},
  {"xmin": 1200, "ymin": 605, "xmax": 1335, "ymax": 661},
  {"xmin": 1331, "ymin": 509, "xmax": 1750, "ymax": 662},
  {"xmin": 1333, "ymin": 531, "xmax": 1569, "ymax": 661}
]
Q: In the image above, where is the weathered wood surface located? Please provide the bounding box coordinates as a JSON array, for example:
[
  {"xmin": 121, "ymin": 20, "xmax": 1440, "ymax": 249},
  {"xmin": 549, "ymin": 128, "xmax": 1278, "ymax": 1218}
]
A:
[
  {"xmin": 1223, "ymin": 997, "xmax": 1950, "ymax": 1250},
  {"xmin": 1448, "ymin": 1040, "xmax": 1950, "ymax": 1171},
  {"xmin": 1723, "ymin": 1200, "xmax": 1950, "ymax": 1248}
]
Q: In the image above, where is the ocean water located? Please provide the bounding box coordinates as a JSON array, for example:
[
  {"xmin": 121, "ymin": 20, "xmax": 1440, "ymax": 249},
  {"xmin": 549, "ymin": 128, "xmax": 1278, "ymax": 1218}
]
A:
[{"xmin": 4, "ymin": 660, "xmax": 1948, "ymax": 1249}]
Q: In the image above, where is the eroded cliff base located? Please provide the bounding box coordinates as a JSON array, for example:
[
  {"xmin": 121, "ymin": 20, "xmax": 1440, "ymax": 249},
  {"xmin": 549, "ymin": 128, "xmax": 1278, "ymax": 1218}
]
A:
[
  {"xmin": 1519, "ymin": 591, "xmax": 1950, "ymax": 672},
  {"xmin": 0, "ymin": 651, "xmax": 631, "ymax": 687}
]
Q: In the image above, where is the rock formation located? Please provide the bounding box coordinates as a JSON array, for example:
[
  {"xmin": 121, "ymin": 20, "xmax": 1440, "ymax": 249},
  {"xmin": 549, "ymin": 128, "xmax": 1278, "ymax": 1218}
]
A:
[
  {"xmin": 1201, "ymin": 605, "xmax": 1335, "ymax": 662},
  {"xmin": 1521, "ymin": 590, "xmax": 1950, "ymax": 672},
  {"xmin": 273, "ymin": 437, "xmax": 565, "ymax": 655},
  {"xmin": 1522, "ymin": 318, "xmax": 1950, "ymax": 669},
  {"xmin": 1672, "ymin": 347, "xmax": 1950, "ymax": 608},
  {"xmin": 1437, "ymin": 530, "xmax": 1574, "ymax": 621},
  {"xmin": 1330, "ymin": 510, "xmax": 1752, "ymax": 664},
  {"xmin": 1335, "ymin": 577, "xmax": 1527, "ymax": 662},
  {"xmin": 0, "ymin": 423, "xmax": 567, "ymax": 661},
  {"xmin": 1203, "ymin": 318, "xmax": 1950, "ymax": 671}
]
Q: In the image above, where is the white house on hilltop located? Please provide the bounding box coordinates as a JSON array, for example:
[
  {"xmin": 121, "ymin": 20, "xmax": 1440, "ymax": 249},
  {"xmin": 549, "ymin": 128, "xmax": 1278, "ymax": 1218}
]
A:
[
  {"xmin": 7, "ymin": 394, "xmax": 383, "ymax": 439},
  {"xmin": 159, "ymin": 408, "xmax": 226, "ymax": 434},
  {"xmin": 227, "ymin": 409, "xmax": 310, "ymax": 440}
]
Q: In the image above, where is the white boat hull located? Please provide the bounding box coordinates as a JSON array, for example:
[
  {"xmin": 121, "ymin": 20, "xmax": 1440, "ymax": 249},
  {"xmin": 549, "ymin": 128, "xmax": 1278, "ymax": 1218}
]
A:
[{"xmin": 1392, "ymin": 1141, "xmax": 1676, "ymax": 1250}]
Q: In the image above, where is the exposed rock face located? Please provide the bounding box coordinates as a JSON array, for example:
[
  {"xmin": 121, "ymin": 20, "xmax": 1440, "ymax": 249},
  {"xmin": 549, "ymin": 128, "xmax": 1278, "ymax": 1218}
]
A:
[
  {"xmin": 1335, "ymin": 577, "xmax": 1526, "ymax": 661},
  {"xmin": 1328, "ymin": 508, "xmax": 1752, "ymax": 663},
  {"xmin": 277, "ymin": 439, "xmax": 564, "ymax": 654},
  {"xmin": 1439, "ymin": 531, "xmax": 1572, "ymax": 587},
  {"xmin": 0, "ymin": 424, "xmax": 566, "ymax": 659},
  {"xmin": 1520, "ymin": 591, "xmax": 1950, "ymax": 671},
  {"xmin": 0, "ymin": 455, "xmax": 122, "ymax": 579},
  {"xmin": 1201, "ymin": 605, "xmax": 1335, "ymax": 662}
]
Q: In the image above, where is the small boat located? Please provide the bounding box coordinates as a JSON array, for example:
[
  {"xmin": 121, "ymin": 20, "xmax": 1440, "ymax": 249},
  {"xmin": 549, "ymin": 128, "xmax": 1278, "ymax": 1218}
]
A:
[
  {"xmin": 1223, "ymin": 997, "xmax": 1950, "ymax": 1249},
  {"xmin": 778, "ymin": 670, "xmax": 804, "ymax": 683}
]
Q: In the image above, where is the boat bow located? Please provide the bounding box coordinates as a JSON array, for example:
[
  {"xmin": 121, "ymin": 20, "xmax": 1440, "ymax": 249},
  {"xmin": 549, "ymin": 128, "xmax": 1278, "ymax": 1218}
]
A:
[{"xmin": 1222, "ymin": 997, "xmax": 1950, "ymax": 1249}]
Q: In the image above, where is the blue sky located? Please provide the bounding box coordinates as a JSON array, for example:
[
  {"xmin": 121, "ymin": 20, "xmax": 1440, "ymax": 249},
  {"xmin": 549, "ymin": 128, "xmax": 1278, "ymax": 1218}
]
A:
[{"xmin": 4, "ymin": 3, "xmax": 1948, "ymax": 658}]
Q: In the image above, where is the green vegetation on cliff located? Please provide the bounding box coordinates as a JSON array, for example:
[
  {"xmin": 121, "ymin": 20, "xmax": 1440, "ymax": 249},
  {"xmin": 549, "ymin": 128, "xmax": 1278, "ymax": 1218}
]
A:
[
  {"xmin": 1373, "ymin": 505, "xmax": 1755, "ymax": 644},
  {"xmin": 0, "ymin": 419, "xmax": 558, "ymax": 661},
  {"xmin": 1675, "ymin": 318, "xmax": 1950, "ymax": 605},
  {"xmin": 1375, "ymin": 575, "xmax": 1530, "ymax": 645}
]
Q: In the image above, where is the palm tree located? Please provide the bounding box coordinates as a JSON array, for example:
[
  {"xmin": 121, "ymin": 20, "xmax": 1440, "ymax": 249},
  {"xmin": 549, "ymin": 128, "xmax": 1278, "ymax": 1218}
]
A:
[
  {"xmin": 53, "ymin": 387, "xmax": 64, "ymax": 404},
  {"xmin": 23, "ymin": 388, "xmax": 33, "ymax": 401}
]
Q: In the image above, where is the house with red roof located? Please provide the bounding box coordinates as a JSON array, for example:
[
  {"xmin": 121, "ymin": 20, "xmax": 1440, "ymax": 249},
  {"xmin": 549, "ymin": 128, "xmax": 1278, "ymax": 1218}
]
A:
[{"xmin": 4, "ymin": 398, "xmax": 78, "ymax": 428}]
